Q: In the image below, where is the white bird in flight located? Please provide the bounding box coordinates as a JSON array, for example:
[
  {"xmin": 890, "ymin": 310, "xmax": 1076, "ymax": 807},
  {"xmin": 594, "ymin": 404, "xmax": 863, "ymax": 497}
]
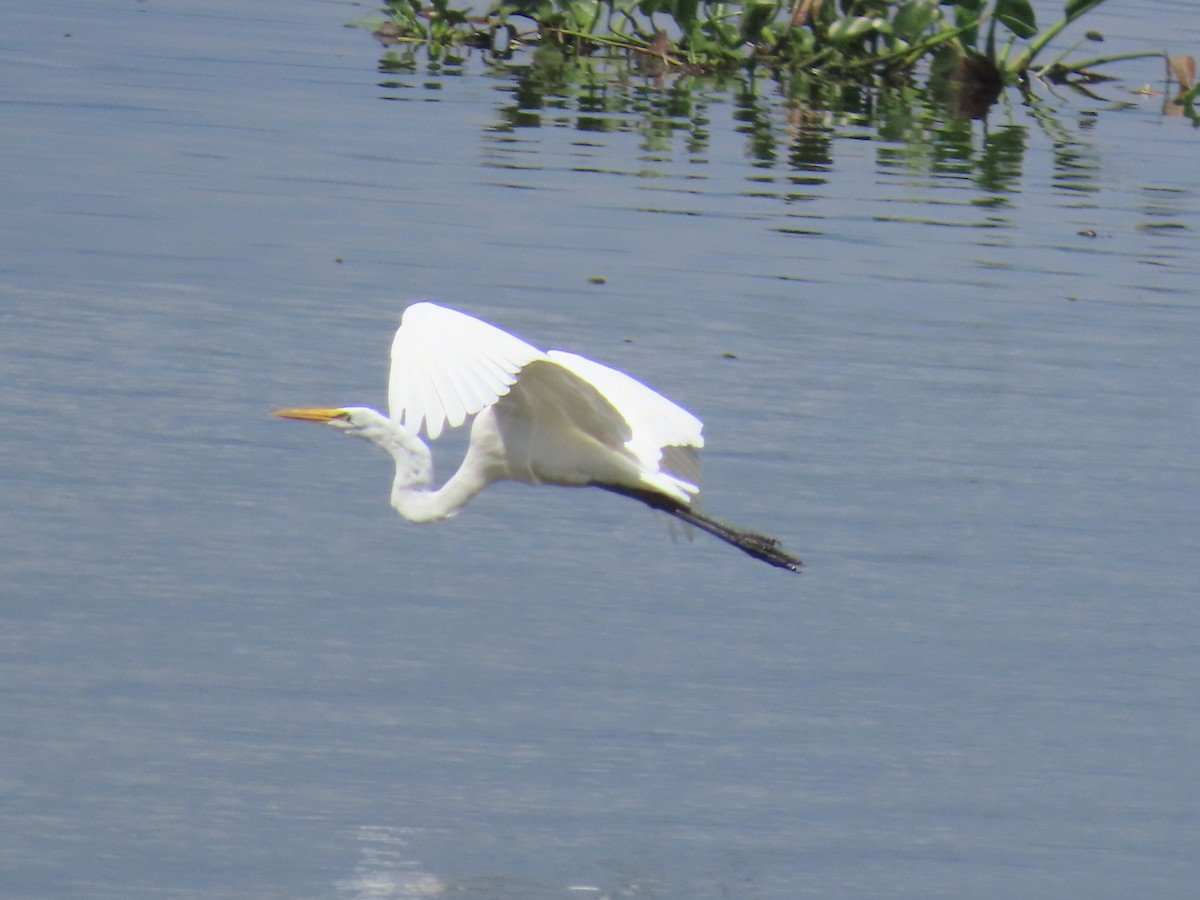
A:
[{"xmin": 273, "ymin": 302, "xmax": 801, "ymax": 572}]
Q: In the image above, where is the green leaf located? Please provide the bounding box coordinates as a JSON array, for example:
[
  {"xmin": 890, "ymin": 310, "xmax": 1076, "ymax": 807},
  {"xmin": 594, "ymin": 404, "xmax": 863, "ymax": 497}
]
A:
[
  {"xmin": 953, "ymin": 2, "xmax": 982, "ymax": 51},
  {"xmin": 995, "ymin": 0, "xmax": 1037, "ymax": 39},
  {"xmin": 892, "ymin": 0, "xmax": 941, "ymax": 42},
  {"xmin": 346, "ymin": 16, "xmax": 388, "ymax": 30},
  {"xmin": 739, "ymin": 0, "xmax": 779, "ymax": 43},
  {"xmin": 827, "ymin": 16, "xmax": 892, "ymax": 46},
  {"xmin": 1065, "ymin": 0, "xmax": 1107, "ymax": 18},
  {"xmin": 673, "ymin": 0, "xmax": 700, "ymax": 29},
  {"xmin": 684, "ymin": 26, "xmax": 712, "ymax": 55}
]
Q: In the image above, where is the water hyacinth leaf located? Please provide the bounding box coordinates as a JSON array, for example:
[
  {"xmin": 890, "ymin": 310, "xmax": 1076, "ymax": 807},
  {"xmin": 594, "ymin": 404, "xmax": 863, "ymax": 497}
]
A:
[
  {"xmin": 995, "ymin": 0, "xmax": 1037, "ymax": 39},
  {"xmin": 673, "ymin": 0, "xmax": 700, "ymax": 29},
  {"xmin": 953, "ymin": 1, "xmax": 984, "ymax": 50},
  {"xmin": 1177, "ymin": 82, "xmax": 1200, "ymax": 120},
  {"xmin": 952, "ymin": 0, "xmax": 985, "ymax": 26},
  {"xmin": 827, "ymin": 16, "xmax": 893, "ymax": 46},
  {"xmin": 353, "ymin": 0, "xmax": 1139, "ymax": 77},
  {"xmin": 690, "ymin": 29, "xmax": 715, "ymax": 54},
  {"xmin": 739, "ymin": 0, "xmax": 779, "ymax": 43},
  {"xmin": 568, "ymin": 0, "xmax": 601, "ymax": 29},
  {"xmin": 892, "ymin": 0, "xmax": 941, "ymax": 42},
  {"xmin": 1065, "ymin": 0, "xmax": 1107, "ymax": 19}
]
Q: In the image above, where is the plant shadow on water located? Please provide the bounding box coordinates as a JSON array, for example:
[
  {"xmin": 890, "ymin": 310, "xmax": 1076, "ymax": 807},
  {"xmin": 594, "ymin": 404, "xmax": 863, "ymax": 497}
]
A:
[{"xmin": 375, "ymin": 40, "xmax": 1110, "ymax": 209}]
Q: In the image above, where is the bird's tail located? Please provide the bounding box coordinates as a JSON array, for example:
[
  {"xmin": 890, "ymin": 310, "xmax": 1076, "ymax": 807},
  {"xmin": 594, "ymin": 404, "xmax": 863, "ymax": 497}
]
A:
[{"xmin": 599, "ymin": 485, "xmax": 802, "ymax": 573}]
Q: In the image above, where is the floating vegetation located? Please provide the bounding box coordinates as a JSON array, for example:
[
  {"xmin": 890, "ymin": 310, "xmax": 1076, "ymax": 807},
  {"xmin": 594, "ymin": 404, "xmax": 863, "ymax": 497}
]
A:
[
  {"xmin": 351, "ymin": 0, "xmax": 1173, "ymax": 81},
  {"xmin": 348, "ymin": 0, "xmax": 1198, "ymax": 123}
]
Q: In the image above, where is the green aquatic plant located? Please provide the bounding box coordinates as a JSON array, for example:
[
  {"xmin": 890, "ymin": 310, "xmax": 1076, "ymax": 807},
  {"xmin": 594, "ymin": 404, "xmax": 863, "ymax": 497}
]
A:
[{"xmin": 350, "ymin": 0, "xmax": 1182, "ymax": 90}]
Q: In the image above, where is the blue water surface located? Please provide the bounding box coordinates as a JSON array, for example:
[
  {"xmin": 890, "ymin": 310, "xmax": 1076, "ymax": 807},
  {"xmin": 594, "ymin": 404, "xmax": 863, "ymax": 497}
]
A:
[{"xmin": 2, "ymin": 2, "xmax": 1199, "ymax": 898}]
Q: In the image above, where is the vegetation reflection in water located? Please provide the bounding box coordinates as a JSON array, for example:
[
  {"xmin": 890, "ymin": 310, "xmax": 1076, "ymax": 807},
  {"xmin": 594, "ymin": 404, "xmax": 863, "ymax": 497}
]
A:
[{"xmin": 378, "ymin": 42, "xmax": 1118, "ymax": 219}]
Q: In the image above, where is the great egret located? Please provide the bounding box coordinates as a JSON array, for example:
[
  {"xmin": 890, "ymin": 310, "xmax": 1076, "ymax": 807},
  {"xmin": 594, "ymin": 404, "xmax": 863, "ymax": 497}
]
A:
[{"xmin": 274, "ymin": 302, "xmax": 802, "ymax": 572}]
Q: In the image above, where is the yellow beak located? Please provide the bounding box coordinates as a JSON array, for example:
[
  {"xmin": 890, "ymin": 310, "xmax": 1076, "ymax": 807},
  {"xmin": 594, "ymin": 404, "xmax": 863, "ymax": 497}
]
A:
[{"xmin": 271, "ymin": 407, "xmax": 348, "ymax": 422}]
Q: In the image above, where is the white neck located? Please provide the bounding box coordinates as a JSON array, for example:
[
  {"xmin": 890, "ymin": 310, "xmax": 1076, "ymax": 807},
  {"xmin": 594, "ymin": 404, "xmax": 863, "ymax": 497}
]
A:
[{"xmin": 343, "ymin": 409, "xmax": 492, "ymax": 523}]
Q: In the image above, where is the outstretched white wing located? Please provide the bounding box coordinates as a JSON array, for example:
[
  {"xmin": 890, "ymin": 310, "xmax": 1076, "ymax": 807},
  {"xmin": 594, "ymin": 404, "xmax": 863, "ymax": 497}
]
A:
[
  {"xmin": 389, "ymin": 302, "xmax": 545, "ymax": 440},
  {"xmin": 546, "ymin": 349, "xmax": 704, "ymax": 476}
]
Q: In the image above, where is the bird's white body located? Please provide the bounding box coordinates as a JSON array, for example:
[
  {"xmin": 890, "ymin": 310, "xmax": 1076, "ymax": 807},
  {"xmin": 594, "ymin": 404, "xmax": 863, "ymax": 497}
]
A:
[
  {"xmin": 274, "ymin": 301, "xmax": 801, "ymax": 571},
  {"xmin": 385, "ymin": 302, "xmax": 703, "ymax": 508}
]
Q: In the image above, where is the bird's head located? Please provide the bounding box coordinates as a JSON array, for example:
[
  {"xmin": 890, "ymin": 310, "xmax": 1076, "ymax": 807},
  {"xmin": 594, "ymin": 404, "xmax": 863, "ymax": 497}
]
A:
[
  {"xmin": 272, "ymin": 405, "xmax": 429, "ymax": 458},
  {"xmin": 273, "ymin": 405, "xmax": 434, "ymax": 504},
  {"xmin": 272, "ymin": 406, "xmax": 392, "ymax": 438}
]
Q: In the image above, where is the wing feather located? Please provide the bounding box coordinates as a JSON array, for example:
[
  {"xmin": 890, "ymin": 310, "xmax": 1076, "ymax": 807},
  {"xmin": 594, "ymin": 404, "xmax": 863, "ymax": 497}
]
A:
[
  {"xmin": 545, "ymin": 350, "xmax": 705, "ymax": 461},
  {"xmin": 389, "ymin": 302, "xmax": 545, "ymax": 439}
]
